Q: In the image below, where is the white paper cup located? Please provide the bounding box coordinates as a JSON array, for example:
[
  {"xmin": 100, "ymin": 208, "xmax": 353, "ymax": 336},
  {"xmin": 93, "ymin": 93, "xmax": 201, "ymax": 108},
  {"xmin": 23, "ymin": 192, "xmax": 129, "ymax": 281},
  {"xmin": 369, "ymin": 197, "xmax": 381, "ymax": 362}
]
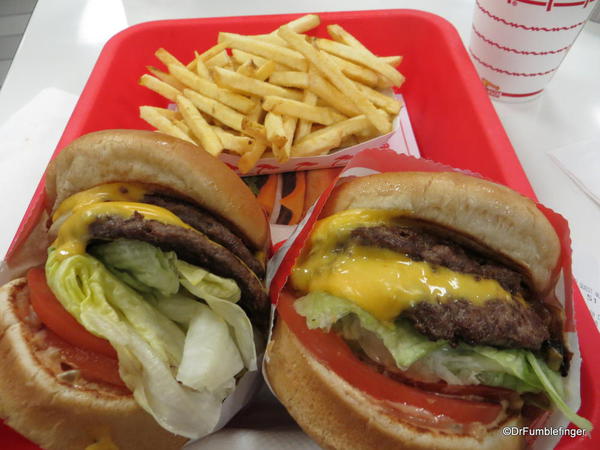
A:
[{"xmin": 469, "ymin": 0, "xmax": 596, "ymax": 102}]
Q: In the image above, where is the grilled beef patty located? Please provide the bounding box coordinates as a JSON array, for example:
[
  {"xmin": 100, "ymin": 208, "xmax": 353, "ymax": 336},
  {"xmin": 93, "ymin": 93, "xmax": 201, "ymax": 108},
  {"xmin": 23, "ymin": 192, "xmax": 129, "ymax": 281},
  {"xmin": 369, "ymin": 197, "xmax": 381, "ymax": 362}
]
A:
[
  {"xmin": 349, "ymin": 225, "xmax": 551, "ymax": 351},
  {"xmin": 89, "ymin": 213, "xmax": 268, "ymax": 325},
  {"xmin": 405, "ymin": 298, "xmax": 549, "ymax": 350},
  {"xmin": 350, "ymin": 226, "xmax": 525, "ymax": 296},
  {"xmin": 143, "ymin": 194, "xmax": 265, "ymax": 277}
]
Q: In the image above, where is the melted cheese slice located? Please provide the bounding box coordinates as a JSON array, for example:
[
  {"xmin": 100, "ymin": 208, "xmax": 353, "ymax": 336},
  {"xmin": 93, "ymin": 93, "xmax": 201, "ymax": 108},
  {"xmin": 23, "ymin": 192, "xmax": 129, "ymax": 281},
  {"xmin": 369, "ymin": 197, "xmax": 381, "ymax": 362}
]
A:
[
  {"xmin": 53, "ymin": 182, "xmax": 149, "ymax": 222},
  {"xmin": 52, "ymin": 201, "xmax": 192, "ymax": 260},
  {"xmin": 290, "ymin": 209, "xmax": 518, "ymax": 322}
]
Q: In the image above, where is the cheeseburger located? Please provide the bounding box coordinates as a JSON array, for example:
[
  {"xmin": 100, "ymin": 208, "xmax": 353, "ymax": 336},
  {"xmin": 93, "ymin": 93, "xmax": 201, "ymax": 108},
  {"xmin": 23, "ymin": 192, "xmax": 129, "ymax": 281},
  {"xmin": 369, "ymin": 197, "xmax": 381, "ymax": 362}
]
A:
[
  {"xmin": 266, "ymin": 172, "xmax": 591, "ymax": 449},
  {"xmin": 0, "ymin": 130, "xmax": 269, "ymax": 449}
]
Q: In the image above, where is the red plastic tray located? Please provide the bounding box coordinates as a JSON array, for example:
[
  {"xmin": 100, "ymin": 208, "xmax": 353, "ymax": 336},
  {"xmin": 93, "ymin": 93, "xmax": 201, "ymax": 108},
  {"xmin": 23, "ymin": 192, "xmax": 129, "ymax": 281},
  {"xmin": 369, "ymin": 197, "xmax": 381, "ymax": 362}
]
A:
[{"xmin": 3, "ymin": 10, "xmax": 598, "ymax": 449}]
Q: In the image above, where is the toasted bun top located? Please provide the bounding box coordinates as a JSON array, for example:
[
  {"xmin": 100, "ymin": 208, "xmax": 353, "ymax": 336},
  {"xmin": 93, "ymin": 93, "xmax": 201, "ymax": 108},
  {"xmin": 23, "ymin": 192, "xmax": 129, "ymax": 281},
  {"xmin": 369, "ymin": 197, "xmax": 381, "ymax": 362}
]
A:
[
  {"xmin": 322, "ymin": 172, "xmax": 561, "ymax": 294},
  {"xmin": 45, "ymin": 130, "xmax": 269, "ymax": 251}
]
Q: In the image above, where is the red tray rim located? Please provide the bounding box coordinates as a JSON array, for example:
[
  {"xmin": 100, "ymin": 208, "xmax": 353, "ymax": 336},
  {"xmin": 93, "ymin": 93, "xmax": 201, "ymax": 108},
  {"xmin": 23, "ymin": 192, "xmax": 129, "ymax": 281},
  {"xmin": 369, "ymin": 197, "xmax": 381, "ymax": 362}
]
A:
[{"xmin": 3, "ymin": 9, "xmax": 598, "ymax": 449}]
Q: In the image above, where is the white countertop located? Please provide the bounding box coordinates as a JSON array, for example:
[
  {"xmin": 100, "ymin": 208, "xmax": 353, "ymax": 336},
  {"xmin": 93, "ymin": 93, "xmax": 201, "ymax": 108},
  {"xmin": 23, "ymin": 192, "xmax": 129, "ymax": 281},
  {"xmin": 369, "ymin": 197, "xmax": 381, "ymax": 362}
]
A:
[{"xmin": 1, "ymin": 0, "xmax": 599, "ymax": 292}]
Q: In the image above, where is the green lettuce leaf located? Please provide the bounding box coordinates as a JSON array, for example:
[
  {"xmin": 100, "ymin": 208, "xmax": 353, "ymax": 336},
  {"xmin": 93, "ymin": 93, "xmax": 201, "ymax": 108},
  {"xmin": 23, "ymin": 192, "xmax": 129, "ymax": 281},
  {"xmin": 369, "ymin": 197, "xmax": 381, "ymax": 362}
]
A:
[
  {"xmin": 48, "ymin": 249, "xmax": 185, "ymax": 366},
  {"xmin": 175, "ymin": 259, "xmax": 241, "ymax": 303},
  {"xmin": 177, "ymin": 260, "xmax": 256, "ymax": 371},
  {"xmin": 295, "ymin": 291, "xmax": 590, "ymax": 430},
  {"xmin": 89, "ymin": 239, "xmax": 179, "ymax": 296},
  {"xmin": 176, "ymin": 302, "xmax": 244, "ymax": 396},
  {"xmin": 414, "ymin": 345, "xmax": 546, "ymax": 394},
  {"xmin": 45, "ymin": 246, "xmax": 255, "ymax": 439},
  {"xmin": 89, "ymin": 239, "xmax": 254, "ymax": 368},
  {"xmin": 295, "ymin": 291, "xmax": 444, "ymax": 369},
  {"xmin": 527, "ymin": 353, "xmax": 592, "ymax": 432}
]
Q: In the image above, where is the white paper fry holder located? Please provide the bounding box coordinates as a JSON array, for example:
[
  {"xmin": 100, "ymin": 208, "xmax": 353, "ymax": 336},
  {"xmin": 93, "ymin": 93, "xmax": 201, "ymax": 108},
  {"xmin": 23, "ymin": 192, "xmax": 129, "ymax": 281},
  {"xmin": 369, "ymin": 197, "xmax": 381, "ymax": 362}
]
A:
[{"xmin": 469, "ymin": 0, "xmax": 597, "ymax": 102}]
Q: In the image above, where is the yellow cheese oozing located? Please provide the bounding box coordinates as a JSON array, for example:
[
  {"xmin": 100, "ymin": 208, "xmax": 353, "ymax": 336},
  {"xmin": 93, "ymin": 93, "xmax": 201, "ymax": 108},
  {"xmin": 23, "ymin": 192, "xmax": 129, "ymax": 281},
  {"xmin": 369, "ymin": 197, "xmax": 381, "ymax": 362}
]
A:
[
  {"xmin": 290, "ymin": 209, "xmax": 519, "ymax": 322},
  {"xmin": 52, "ymin": 182, "xmax": 149, "ymax": 222},
  {"xmin": 52, "ymin": 201, "xmax": 192, "ymax": 260}
]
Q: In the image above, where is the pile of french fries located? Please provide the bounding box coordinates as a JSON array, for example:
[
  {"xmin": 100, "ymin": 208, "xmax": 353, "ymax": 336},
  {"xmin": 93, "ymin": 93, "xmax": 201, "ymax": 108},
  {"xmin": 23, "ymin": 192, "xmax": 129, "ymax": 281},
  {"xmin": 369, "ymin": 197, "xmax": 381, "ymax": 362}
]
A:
[{"xmin": 138, "ymin": 14, "xmax": 404, "ymax": 173}]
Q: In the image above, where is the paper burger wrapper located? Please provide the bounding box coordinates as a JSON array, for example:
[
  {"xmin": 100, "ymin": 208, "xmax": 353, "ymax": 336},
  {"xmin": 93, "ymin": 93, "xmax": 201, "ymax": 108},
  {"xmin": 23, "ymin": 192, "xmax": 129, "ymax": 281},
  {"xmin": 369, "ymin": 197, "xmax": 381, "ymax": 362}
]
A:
[
  {"xmin": 469, "ymin": 0, "xmax": 596, "ymax": 102},
  {"xmin": 264, "ymin": 148, "xmax": 585, "ymax": 449}
]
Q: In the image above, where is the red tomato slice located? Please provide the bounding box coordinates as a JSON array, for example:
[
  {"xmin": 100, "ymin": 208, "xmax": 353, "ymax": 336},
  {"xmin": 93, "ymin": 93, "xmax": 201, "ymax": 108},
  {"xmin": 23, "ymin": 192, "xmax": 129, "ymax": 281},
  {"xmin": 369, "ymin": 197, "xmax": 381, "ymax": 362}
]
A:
[
  {"xmin": 277, "ymin": 290, "xmax": 503, "ymax": 425},
  {"xmin": 44, "ymin": 328, "xmax": 127, "ymax": 389},
  {"xmin": 27, "ymin": 267, "xmax": 117, "ymax": 358},
  {"xmin": 387, "ymin": 370, "xmax": 515, "ymax": 402}
]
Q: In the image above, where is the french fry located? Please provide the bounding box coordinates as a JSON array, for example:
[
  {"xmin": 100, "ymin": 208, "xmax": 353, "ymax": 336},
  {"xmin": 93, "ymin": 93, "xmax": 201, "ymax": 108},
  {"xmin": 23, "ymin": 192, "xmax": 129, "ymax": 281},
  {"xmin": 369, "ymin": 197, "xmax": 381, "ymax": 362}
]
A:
[
  {"xmin": 142, "ymin": 106, "xmax": 181, "ymax": 121},
  {"xmin": 146, "ymin": 66, "xmax": 186, "ymax": 91},
  {"xmin": 169, "ymin": 64, "xmax": 256, "ymax": 114},
  {"xmin": 253, "ymin": 13, "xmax": 320, "ymax": 45},
  {"xmin": 205, "ymin": 50, "xmax": 231, "ymax": 68},
  {"xmin": 278, "ymin": 26, "xmax": 390, "ymax": 133},
  {"xmin": 251, "ymin": 33, "xmax": 289, "ymax": 47},
  {"xmin": 269, "ymin": 71, "xmax": 309, "ymax": 89},
  {"xmin": 254, "ymin": 60, "xmax": 276, "ymax": 81},
  {"xmin": 327, "ymin": 25, "xmax": 403, "ymax": 69},
  {"xmin": 230, "ymin": 49, "xmax": 291, "ymax": 72},
  {"xmin": 292, "ymin": 115, "xmax": 372, "ymax": 156},
  {"xmin": 382, "ymin": 55, "xmax": 403, "ymax": 67},
  {"xmin": 173, "ymin": 119, "xmax": 191, "ymax": 136},
  {"xmin": 246, "ymin": 97, "xmax": 265, "ymax": 123},
  {"xmin": 241, "ymin": 117, "xmax": 267, "ymax": 141},
  {"xmin": 186, "ymin": 43, "xmax": 229, "ymax": 70},
  {"xmin": 199, "ymin": 42, "xmax": 229, "ymax": 62},
  {"xmin": 295, "ymin": 90, "xmax": 317, "ymax": 143},
  {"xmin": 327, "ymin": 53, "xmax": 379, "ymax": 87},
  {"xmin": 139, "ymin": 105, "xmax": 195, "ymax": 144},
  {"xmin": 236, "ymin": 59, "xmax": 258, "ymax": 77},
  {"xmin": 354, "ymin": 123, "xmax": 378, "ymax": 141},
  {"xmin": 139, "ymin": 74, "xmax": 181, "ymax": 102},
  {"xmin": 238, "ymin": 140, "xmax": 267, "ymax": 174},
  {"xmin": 193, "ymin": 52, "xmax": 212, "ymax": 79},
  {"xmin": 339, "ymin": 134, "xmax": 360, "ymax": 148},
  {"xmin": 263, "ymin": 95, "xmax": 346, "ymax": 125},
  {"xmin": 175, "ymin": 95, "xmax": 223, "ymax": 156},
  {"xmin": 212, "ymin": 67, "xmax": 303, "ymax": 100},
  {"xmin": 183, "ymin": 89, "xmax": 248, "ymax": 134},
  {"xmin": 375, "ymin": 75, "xmax": 394, "ymax": 90},
  {"xmin": 264, "ymin": 112, "xmax": 288, "ymax": 148},
  {"xmin": 353, "ymin": 81, "xmax": 402, "ymax": 115},
  {"xmin": 235, "ymin": 58, "xmax": 276, "ymax": 82},
  {"xmin": 281, "ymin": 115, "xmax": 297, "ymax": 160},
  {"xmin": 281, "ymin": 14, "xmax": 320, "ymax": 34},
  {"xmin": 212, "ymin": 127, "xmax": 255, "ymax": 154},
  {"xmin": 218, "ymin": 32, "xmax": 307, "ymax": 71},
  {"xmin": 307, "ymin": 68, "xmax": 360, "ymax": 117},
  {"xmin": 183, "ymin": 88, "xmax": 265, "ymax": 142},
  {"xmin": 315, "ymin": 35, "xmax": 405, "ymax": 87},
  {"xmin": 155, "ymin": 48, "xmax": 186, "ymax": 69}
]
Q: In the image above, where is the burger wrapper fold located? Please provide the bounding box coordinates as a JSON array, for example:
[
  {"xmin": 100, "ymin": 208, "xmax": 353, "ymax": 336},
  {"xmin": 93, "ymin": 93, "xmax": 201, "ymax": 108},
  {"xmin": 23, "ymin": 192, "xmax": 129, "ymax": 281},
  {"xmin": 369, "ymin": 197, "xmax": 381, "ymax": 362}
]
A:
[
  {"xmin": 263, "ymin": 148, "xmax": 585, "ymax": 450},
  {"xmin": 0, "ymin": 185, "xmax": 264, "ymax": 445}
]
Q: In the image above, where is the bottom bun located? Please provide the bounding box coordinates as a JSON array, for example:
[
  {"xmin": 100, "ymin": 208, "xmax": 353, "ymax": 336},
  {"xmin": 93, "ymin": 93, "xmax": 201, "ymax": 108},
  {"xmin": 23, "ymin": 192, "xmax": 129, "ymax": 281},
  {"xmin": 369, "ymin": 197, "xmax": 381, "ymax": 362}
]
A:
[
  {"xmin": 265, "ymin": 319, "xmax": 525, "ymax": 450},
  {"xmin": 0, "ymin": 278, "xmax": 188, "ymax": 450}
]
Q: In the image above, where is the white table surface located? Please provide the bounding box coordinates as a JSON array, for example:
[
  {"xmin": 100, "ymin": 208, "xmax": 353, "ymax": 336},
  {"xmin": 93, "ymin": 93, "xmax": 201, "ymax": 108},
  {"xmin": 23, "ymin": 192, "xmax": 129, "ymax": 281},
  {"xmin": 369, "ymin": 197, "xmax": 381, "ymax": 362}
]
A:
[{"xmin": 0, "ymin": 0, "xmax": 599, "ymax": 289}]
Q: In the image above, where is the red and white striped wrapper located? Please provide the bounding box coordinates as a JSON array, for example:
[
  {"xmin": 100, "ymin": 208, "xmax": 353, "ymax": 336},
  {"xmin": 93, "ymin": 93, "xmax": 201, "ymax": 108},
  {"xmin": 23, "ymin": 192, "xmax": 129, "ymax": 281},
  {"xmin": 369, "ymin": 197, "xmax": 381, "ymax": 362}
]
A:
[
  {"xmin": 264, "ymin": 148, "xmax": 585, "ymax": 449},
  {"xmin": 469, "ymin": 0, "xmax": 597, "ymax": 102}
]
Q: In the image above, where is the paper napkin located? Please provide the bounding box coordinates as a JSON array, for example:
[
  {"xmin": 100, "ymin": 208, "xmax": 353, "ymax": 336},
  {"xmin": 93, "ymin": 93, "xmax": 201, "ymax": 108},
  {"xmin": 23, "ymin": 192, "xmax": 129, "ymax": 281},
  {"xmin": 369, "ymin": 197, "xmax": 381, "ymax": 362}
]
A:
[{"xmin": 549, "ymin": 139, "xmax": 600, "ymax": 206}]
